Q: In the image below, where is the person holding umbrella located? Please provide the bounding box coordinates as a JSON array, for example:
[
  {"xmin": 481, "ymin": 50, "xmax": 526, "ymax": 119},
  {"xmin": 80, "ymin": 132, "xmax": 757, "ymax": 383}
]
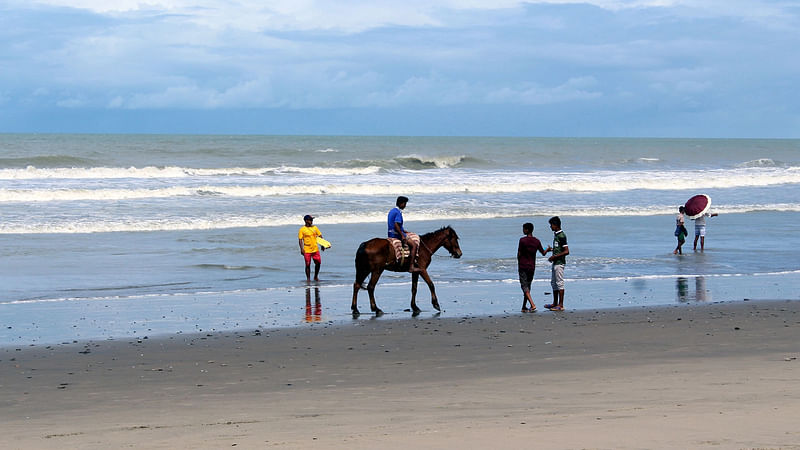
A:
[
  {"xmin": 692, "ymin": 211, "xmax": 718, "ymax": 251},
  {"xmin": 684, "ymin": 194, "xmax": 718, "ymax": 252}
]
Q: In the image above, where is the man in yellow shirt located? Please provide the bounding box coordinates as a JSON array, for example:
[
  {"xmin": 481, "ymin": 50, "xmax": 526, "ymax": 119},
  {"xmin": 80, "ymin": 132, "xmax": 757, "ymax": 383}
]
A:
[{"xmin": 298, "ymin": 215, "xmax": 324, "ymax": 282}]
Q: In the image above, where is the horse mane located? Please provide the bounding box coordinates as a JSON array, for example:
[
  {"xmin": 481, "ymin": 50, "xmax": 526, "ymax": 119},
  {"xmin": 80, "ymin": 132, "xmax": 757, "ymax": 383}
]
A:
[{"xmin": 421, "ymin": 225, "xmax": 457, "ymax": 240}]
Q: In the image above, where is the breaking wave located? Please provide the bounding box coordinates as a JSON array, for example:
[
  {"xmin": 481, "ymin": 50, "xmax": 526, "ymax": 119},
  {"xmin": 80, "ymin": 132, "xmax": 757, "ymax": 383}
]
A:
[
  {"xmin": 737, "ymin": 158, "xmax": 790, "ymax": 168},
  {"xmin": 0, "ymin": 165, "xmax": 384, "ymax": 180},
  {"xmin": 0, "ymin": 155, "xmax": 97, "ymax": 168},
  {"xmin": 3, "ymin": 203, "xmax": 798, "ymax": 234},
  {"xmin": 393, "ymin": 154, "xmax": 480, "ymax": 169},
  {"xmin": 2, "ymin": 166, "xmax": 799, "ymax": 202}
]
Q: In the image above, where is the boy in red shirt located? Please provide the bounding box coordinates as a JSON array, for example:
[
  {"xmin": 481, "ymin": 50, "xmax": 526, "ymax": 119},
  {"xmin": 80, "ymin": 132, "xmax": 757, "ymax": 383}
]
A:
[{"xmin": 517, "ymin": 222, "xmax": 546, "ymax": 312}]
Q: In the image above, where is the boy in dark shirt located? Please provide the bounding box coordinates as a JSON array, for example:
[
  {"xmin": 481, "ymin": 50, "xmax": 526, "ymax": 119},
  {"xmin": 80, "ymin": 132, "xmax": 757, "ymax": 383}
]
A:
[{"xmin": 517, "ymin": 222, "xmax": 546, "ymax": 312}]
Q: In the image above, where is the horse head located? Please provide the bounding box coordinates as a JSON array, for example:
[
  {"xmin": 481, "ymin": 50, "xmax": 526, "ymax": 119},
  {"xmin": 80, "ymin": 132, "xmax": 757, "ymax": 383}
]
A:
[{"xmin": 442, "ymin": 226, "xmax": 462, "ymax": 259}]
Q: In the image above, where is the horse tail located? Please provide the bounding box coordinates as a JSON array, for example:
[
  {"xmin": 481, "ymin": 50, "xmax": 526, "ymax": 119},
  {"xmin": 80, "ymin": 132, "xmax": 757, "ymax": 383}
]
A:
[{"xmin": 354, "ymin": 241, "xmax": 370, "ymax": 288}]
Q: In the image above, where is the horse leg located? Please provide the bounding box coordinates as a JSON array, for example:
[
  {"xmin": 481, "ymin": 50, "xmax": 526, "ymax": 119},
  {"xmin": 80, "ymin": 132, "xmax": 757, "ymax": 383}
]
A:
[
  {"xmin": 410, "ymin": 272, "xmax": 421, "ymax": 314},
  {"xmin": 351, "ymin": 282, "xmax": 362, "ymax": 315},
  {"xmin": 367, "ymin": 269, "xmax": 384, "ymax": 315},
  {"xmin": 419, "ymin": 270, "xmax": 440, "ymax": 311}
]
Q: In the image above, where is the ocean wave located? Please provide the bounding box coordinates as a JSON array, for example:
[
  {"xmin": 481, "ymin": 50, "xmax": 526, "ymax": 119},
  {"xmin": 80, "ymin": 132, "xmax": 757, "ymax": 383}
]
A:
[
  {"xmin": 0, "ymin": 155, "xmax": 97, "ymax": 168},
  {"xmin": 1, "ymin": 287, "xmax": 271, "ymax": 305},
  {"xmin": 3, "ymin": 203, "xmax": 799, "ymax": 234},
  {"xmin": 4, "ymin": 160, "xmax": 800, "ymax": 188},
  {"xmin": 3, "ymin": 166, "xmax": 800, "ymax": 202},
  {"xmin": 193, "ymin": 264, "xmax": 259, "ymax": 271},
  {"xmin": 736, "ymin": 158, "xmax": 797, "ymax": 169},
  {"xmin": 0, "ymin": 187, "xmax": 197, "ymax": 202},
  {"xmin": 0, "ymin": 165, "xmax": 385, "ymax": 180},
  {"xmin": 736, "ymin": 158, "xmax": 787, "ymax": 168},
  {"xmin": 0, "ymin": 155, "xmax": 481, "ymax": 180},
  {"xmin": 619, "ymin": 157, "xmax": 663, "ymax": 165},
  {"xmin": 1, "ymin": 282, "xmax": 358, "ymax": 305},
  {"xmin": 6, "ymin": 270, "xmax": 799, "ymax": 306},
  {"xmin": 268, "ymin": 165, "xmax": 383, "ymax": 176},
  {"xmin": 549, "ymin": 203, "xmax": 800, "ymax": 216},
  {"xmin": 0, "ymin": 166, "xmax": 204, "ymax": 180},
  {"xmin": 576, "ymin": 269, "xmax": 800, "ymax": 282},
  {"xmin": 393, "ymin": 154, "xmax": 479, "ymax": 169}
]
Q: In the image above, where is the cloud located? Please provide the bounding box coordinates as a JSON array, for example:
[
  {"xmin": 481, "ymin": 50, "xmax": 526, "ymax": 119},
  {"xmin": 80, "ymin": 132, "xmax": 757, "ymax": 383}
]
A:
[
  {"xmin": 113, "ymin": 78, "xmax": 278, "ymax": 109},
  {"xmin": 56, "ymin": 95, "xmax": 89, "ymax": 108},
  {"xmin": 29, "ymin": 0, "xmax": 796, "ymax": 34},
  {"xmin": 28, "ymin": 0, "xmax": 446, "ymax": 33},
  {"xmin": 486, "ymin": 77, "xmax": 602, "ymax": 105},
  {"xmin": 355, "ymin": 75, "xmax": 469, "ymax": 107},
  {"xmin": 3, "ymin": 0, "xmax": 799, "ymax": 136},
  {"xmin": 109, "ymin": 72, "xmax": 601, "ymax": 110}
]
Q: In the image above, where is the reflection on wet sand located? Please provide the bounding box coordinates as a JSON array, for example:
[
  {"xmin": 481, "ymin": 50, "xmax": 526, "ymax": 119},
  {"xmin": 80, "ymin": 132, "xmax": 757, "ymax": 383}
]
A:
[
  {"xmin": 305, "ymin": 287, "xmax": 322, "ymax": 322},
  {"xmin": 676, "ymin": 277, "xmax": 689, "ymax": 302},
  {"xmin": 676, "ymin": 276, "xmax": 711, "ymax": 302},
  {"xmin": 695, "ymin": 276, "xmax": 710, "ymax": 301}
]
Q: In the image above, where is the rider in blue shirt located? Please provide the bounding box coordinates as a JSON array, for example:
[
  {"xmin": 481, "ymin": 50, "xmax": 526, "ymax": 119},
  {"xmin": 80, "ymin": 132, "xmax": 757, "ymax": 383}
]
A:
[{"xmin": 388, "ymin": 196, "xmax": 421, "ymax": 272}]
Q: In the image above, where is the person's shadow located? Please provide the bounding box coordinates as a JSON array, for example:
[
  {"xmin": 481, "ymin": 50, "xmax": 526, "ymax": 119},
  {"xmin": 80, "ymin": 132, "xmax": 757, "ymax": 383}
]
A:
[{"xmin": 304, "ymin": 287, "xmax": 322, "ymax": 322}]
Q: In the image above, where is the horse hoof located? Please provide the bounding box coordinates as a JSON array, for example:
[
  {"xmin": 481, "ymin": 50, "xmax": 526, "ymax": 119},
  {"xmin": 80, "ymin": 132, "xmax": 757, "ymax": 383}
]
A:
[
  {"xmin": 352, "ymin": 309, "xmax": 360, "ymax": 316},
  {"xmin": 411, "ymin": 309, "xmax": 421, "ymax": 317},
  {"xmin": 432, "ymin": 301, "xmax": 441, "ymax": 312},
  {"xmin": 374, "ymin": 309, "xmax": 384, "ymax": 316}
]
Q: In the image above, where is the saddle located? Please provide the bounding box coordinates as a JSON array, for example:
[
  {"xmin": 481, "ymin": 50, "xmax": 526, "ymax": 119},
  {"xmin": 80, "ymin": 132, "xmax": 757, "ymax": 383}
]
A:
[{"xmin": 387, "ymin": 238, "xmax": 411, "ymax": 265}]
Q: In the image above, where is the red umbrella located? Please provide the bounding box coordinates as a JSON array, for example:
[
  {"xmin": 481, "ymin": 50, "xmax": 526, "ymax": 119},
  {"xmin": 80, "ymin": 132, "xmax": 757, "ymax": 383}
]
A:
[{"xmin": 684, "ymin": 194, "xmax": 711, "ymax": 219}]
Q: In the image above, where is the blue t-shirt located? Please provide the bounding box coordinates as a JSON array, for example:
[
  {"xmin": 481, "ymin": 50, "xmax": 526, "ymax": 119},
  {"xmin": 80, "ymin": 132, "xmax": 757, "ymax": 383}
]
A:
[{"xmin": 387, "ymin": 207, "xmax": 404, "ymax": 238}]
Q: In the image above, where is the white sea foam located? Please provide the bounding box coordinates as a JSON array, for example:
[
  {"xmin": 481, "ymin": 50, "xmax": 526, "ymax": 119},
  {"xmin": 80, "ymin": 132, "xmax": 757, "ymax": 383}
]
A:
[
  {"xmin": 577, "ymin": 270, "xmax": 800, "ymax": 282},
  {"xmin": 0, "ymin": 165, "xmax": 195, "ymax": 180},
  {"xmin": 6, "ymin": 269, "xmax": 798, "ymax": 306},
  {"xmin": 2, "ymin": 164, "xmax": 799, "ymax": 196},
  {"xmin": 0, "ymin": 165, "xmax": 383, "ymax": 180},
  {"xmin": 0, "ymin": 187, "xmax": 197, "ymax": 202},
  {"xmin": 268, "ymin": 165, "xmax": 383, "ymax": 175},
  {"xmin": 3, "ymin": 203, "xmax": 798, "ymax": 234},
  {"xmin": 395, "ymin": 154, "xmax": 469, "ymax": 168},
  {"xmin": 737, "ymin": 158, "xmax": 782, "ymax": 168},
  {"xmin": 3, "ymin": 166, "xmax": 799, "ymax": 202}
]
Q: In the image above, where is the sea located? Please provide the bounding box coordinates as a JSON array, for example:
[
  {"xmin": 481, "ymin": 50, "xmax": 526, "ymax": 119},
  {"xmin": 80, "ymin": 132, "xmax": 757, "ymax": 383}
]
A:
[{"xmin": 2, "ymin": 134, "xmax": 799, "ymax": 345}]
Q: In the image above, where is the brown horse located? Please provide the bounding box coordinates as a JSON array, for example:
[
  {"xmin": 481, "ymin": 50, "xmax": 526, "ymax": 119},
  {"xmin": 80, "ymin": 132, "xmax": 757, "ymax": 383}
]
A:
[{"xmin": 351, "ymin": 226, "xmax": 462, "ymax": 315}]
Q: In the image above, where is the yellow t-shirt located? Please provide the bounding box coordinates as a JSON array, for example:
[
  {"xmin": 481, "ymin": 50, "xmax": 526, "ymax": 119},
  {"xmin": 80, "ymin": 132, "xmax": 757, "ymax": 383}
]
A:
[{"xmin": 298, "ymin": 225, "xmax": 321, "ymax": 253}]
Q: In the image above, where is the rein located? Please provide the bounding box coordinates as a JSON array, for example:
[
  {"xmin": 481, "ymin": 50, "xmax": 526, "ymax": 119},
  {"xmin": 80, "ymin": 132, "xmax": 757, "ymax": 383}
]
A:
[{"xmin": 420, "ymin": 229, "xmax": 457, "ymax": 258}]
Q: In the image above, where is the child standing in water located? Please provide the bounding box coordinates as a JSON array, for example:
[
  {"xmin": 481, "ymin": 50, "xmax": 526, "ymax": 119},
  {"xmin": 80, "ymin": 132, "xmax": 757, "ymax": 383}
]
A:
[{"xmin": 674, "ymin": 206, "xmax": 688, "ymax": 254}]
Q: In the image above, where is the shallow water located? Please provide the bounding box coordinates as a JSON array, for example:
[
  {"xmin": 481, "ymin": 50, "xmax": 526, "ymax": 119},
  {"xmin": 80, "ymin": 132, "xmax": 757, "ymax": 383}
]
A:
[
  {"xmin": 3, "ymin": 272, "xmax": 799, "ymax": 346},
  {"xmin": 1, "ymin": 135, "xmax": 799, "ymax": 345}
]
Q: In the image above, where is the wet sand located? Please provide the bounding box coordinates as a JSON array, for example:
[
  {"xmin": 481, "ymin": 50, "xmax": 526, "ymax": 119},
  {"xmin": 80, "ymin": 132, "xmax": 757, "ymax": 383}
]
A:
[{"xmin": 2, "ymin": 299, "xmax": 799, "ymax": 449}]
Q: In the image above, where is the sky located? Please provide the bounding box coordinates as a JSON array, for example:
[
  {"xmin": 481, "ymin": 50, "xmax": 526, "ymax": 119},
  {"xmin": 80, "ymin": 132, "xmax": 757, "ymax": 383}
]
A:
[{"xmin": 1, "ymin": 0, "xmax": 799, "ymax": 137}]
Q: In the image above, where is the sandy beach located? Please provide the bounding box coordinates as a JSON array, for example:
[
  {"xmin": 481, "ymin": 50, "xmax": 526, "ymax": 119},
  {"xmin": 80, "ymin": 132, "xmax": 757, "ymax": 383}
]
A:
[{"xmin": 2, "ymin": 299, "xmax": 799, "ymax": 449}]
